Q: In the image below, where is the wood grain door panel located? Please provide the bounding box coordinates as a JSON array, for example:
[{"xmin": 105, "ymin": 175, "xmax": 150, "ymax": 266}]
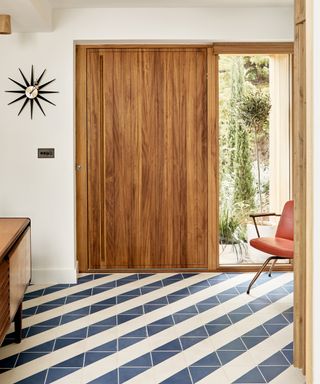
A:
[{"xmin": 84, "ymin": 47, "xmax": 209, "ymax": 270}]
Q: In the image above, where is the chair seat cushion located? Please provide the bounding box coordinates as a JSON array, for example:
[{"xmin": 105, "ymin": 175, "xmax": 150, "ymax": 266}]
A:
[{"xmin": 250, "ymin": 237, "xmax": 294, "ymax": 258}]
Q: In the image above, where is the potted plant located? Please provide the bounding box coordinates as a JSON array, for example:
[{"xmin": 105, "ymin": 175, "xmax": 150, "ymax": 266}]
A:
[
  {"xmin": 238, "ymin": 89, "xmax": 271, "ymax": 213},
  {"xmin": 219, "ymin": 203, "xmax": 247, "ymax": 264},
  {"xmin": 238, "ymin": 89, "xmax": 276, "ymax": 262}
]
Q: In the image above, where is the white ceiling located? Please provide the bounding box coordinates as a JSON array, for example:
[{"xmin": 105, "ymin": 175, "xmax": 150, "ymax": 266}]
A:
[
  {"xmin": 0, "ymin": 0, "xmax": 294, "ymax": 32},
  {"xmin": 48, "ymin": 0, "xmax": 293, "ymax": 8}
]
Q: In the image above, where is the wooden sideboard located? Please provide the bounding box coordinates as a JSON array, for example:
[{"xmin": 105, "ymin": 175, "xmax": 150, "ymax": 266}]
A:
[{"xmin": 0, "ymin": 218, "xmax": 31, "ymax": 346}]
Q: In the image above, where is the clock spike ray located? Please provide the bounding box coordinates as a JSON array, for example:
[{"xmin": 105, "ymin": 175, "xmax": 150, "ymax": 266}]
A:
[
  {"xmin": 8, "ymin": 77, "xmax": 26, "ymax": 90},
  {"xmin": 8, "ymin": 94, "xmax": 26, "ymax": 105},
  {"xmin": 18, "ymin": 98, "xmax": 29, "ymax": 116},
  {"xmin": 35, "ymin": 98, "xmax": 46, "ymax": 116},
  {"xmin": 18, "ymin": 68, "xmax": 30, "ymax": 87}
]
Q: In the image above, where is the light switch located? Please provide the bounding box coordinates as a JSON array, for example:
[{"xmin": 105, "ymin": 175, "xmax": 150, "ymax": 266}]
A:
[{"xmin": 38, "ymin": 148, "xmax": 55, "ymax": 158}]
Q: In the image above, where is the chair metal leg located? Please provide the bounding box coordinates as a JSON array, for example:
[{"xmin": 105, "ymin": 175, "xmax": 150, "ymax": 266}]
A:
[
  {"xmin": 268, "ymin": 259, "xmax": 277, "ymax": 277},
  {"xmin": 247, "ymin": 256, "xmax": 277, "ymax": 294}
]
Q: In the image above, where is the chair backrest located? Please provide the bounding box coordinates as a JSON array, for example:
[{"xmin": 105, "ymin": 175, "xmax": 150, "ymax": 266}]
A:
[{"xmin": 275, "ymin": 200, "xmax": 294, "ymax": 240}]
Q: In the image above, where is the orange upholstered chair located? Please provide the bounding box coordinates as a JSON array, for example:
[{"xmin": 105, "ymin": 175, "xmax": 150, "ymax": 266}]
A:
[{"xmin": 247, "ymin": 200, "xmax": 294, "ymax": 294}]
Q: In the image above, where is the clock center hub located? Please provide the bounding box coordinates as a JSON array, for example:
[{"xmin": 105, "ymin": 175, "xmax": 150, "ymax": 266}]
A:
[{"xmin": 25, "ymin": 85, "xmax": 38, "ymax": 99}]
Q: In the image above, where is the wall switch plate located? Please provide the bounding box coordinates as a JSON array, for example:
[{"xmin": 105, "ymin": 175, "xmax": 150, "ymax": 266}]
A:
[{"xmin": 38, "ymin": 148, "xmax": 55, "ymax": 158}]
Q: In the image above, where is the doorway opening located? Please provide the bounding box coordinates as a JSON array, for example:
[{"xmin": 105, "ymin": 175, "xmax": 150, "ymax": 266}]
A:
[{"xmin": 216, "ymin": 46, "xmax": 293, "ymax": 270}]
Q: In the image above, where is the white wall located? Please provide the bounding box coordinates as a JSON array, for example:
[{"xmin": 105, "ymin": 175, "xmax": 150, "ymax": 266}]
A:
[{"xmin": 0, "ymin": 7, "xmax": 294, "ymax": 283}]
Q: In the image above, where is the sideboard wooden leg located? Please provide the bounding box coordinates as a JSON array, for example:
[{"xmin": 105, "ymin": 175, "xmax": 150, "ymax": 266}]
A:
[{"xmin": 14, "ymin": 303, "xmax": 22, "ymax": 343}]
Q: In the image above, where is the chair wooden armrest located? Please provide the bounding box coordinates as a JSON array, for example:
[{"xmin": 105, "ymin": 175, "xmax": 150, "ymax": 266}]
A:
[
  {"xmin": 249, "ymin": 212, "xmax": 281, "ymax": 218},
  {"xmin": 250, "ymin": 213, "xmax": 281, "ymax": 238}
]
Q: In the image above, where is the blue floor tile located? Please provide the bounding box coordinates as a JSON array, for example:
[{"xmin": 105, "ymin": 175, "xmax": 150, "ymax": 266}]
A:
[
  {"xmin": 176, "ymin": 305, "xmax": 198, "ymax": 314},
  {"xmin": 243, "ymin": 326, "xmax": 269, "ymax": 338},
  {"xmin": 23, "ymin": 290, "xmax": 45, "ymax": 300},
  {"xmin": 190, "ymin": 366, "xmax": 219, "ymax": 382},
  {"xmin": 180, "ymin": 337, "xmax": 205, "ymax": 350},
  {"xmin": 241, "ymin": 336, "xmax": 268, "ymax": 349},
  {"xmin": 87, "ymin": 325, "xmax": 111, "ymax": 337},
  {"xmin": 147, "ymin": 296, "xmax": 168, "ymax": 305},
  {"xmin": 198, "ymin": 296, "xmax": 220, "ymax": 305},
  {"xmin": 118, "ymin": 337, "xmax": 143, "ymax": 350},
  {"xmin": 16, "ymin": 370, "xmax": 47, "ymax": 384},
  {"xmin": 183, "ymin": 326, "xmax": 208, "ymax": 337},
  {"xmin": 141, "ymin": 286, "xmax": 160, "ymax": 294},
  {"xmin": 68, "ymin": 306, "xmax": 90, "ymax": 316},
  {"xmin": 161, "ymin": 368, "xmax": 192, "ymax": 384},
  {"xmin": 173, "ymin": 288, "xmax": 190, "ymax": 296},
  {"xmin": 84, "ymin": 351, "xmax": 112, "ymax": 366},
  {"xmin": 191, "ymin": 352, "xmax": 221, "ymax": 367},
  {"xmin": 119, "ymin": 367, "xmax": 148, "ymax": 383},
  {"xmin": 155, "ymin": 339, "xmax": 182, "ymax": 351},
  {"xmin": 93, "ymin": 274, "xmax": 110, "ymax": 279},
  {"xmin": 282, "ymin": 349, "xmax": 293, "ymax": 364},
  {"xmin": 190, "ymin": 280, "xmax": 210, "ymax": 288},
  {"xmin": 144, "ymin": 304, "xmax": 165, "ymax": 313},
  {"xmin": 90, "ymin": 305, "xmax": 112, "ymax": 314},
  {"xmin": 122, "ymin": 306, "xmax": 144, "ymax": 315},
  {"xmin": 123, "ymin": 353, "xmax": 152, "ymax": 367},
  {"xmin": 68, "ymin": 289, "xmax": 92, "ymax": 297},
  {"xmin": 55, "ymin": 353, "xmax": 84, "ymax": 368},
  {"xmin": 46, "ymin": 367, "xmax": 78, "ymax": 383},
  {"xmin": 94, "ymin": 316, "xmax": 117, "ymax": 327},
  {"xmin": 228, "ymin": 313, "xmax": 250, "ymax": 323},
  {"xmin": 260, "ymin": 351, "xmax": 290, "ymax": 366},
  {"xmin": 36, "ymin": 316, "xmax": 61, "ymax": 327},
  {"xmin": 219, "ymin": 338, "xmax": 247, "ymax": 351},
  {"xmin": 233, "ymin": 367, "xmax": 266, "ymax": 383},
  {"xmin": 167, "ymin": 295, "xmax": 183, "ymax": 303},
  {"xmin": 263, "ymin": 324, "xmax": 287, "ymax": 336},
  {"xmin": 36, "ymin": 304, "xmax": 62, "ymax": 314},
  {"xmin": 205, "ymin": 324, "xmax": 230, "ymax": 335},
  {"xmin": 90, "ymin": 340, "xmax": 117, "ymax": 352},
  {"xmin": 117, "ymin": 314, "xmax": 141, "ymax": 324},
  {"xmin": 259, "ymin": 365, "xmax": 288, "ymax": 382},
  {"xmin": 88, "ymin": 369, "xmax": 118, "ymax": 384},
  {"xmin": 150, "ymin": 315, "xmax": 174, "ymax": 326},
  {"xmin": 206, "ymin": 315, "xmax": 231, "ymax": 325},
  {"xmin": 27, "ymin": 326, "xmax": 54, "ymax": 337},
  {"xmin": 60, "ymin": 328, "xmax": 87, "ymax": 339},
  {"xmin": 54, "ymin": 338, "xmax": 79, "ymax": 350},
  {"xmin": 189, "ymin": 286, "xmax": 208, "ymax": 294},
  {"xmin": 230, "ymin": 305, "xmax": 253, "ymax": 314},
  {"xmin": 147, "ymin": 324, "xmax": 171, "ymax": 335},
  {"xmin": 0, "ymin": 354, "xmax": 19, "ymax": 369},
  {"xmin": 92, "ymin": 286, "xmax": 114, "ymax": 294},
  {"xmin": 217, "ymin": 350, "xmax": 245, "ymax": 364},
  {"xmin": 16, "ymin": 352, "xmax": 47, "ymax": 366},
  {"xmin": 151, "ymin": 351, "xmax": 177, "ymax": 365},
  {"xmin": 216, "ymin": 294, "xmax": 237, "ymax": 303},
  {"xmin": 173, "ymin": 313, "xmax": 195, "ymax": 323},
  {"xmin": 22, "ymin": 307, "xmax": 38, "ymax": 317},
  {"xmin": 124, "ymin": 327, "xmax": 147, "ymax": 338}
]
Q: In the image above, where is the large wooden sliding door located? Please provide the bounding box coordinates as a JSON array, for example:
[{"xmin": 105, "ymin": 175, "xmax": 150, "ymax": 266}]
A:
[{"xmin": 76, "ymin": 46, "xmax": 215, "ymax": 271}]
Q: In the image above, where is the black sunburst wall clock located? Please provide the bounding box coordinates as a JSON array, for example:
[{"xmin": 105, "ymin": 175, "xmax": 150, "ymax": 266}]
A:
[{"xmin": 6, "ymin": 65, "xmax": 58, "ymax": 119}]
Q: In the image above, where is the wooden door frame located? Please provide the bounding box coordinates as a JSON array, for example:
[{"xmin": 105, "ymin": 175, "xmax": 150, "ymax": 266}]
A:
[
  {"xmin": 76, "ymin": 44, "xmax": 217, "ymax": 273},
  {"xmin": 213, "ymin": 42, "xmax": 294, "ymax": 273},
  {"xmin": 76, "ymin": 42, "xmax": 295, "ymax": 274}
]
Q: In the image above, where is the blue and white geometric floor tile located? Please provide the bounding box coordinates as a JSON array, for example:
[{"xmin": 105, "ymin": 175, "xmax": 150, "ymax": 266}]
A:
[{"xmin": 0, "ymin": 272, "xmax": 305, "ymax": 383}]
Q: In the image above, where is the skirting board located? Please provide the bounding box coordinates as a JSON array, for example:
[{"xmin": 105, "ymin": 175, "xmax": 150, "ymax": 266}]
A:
[{"xmin": 31, "ymin": 268, "xmax": 77, "ymax": 284}]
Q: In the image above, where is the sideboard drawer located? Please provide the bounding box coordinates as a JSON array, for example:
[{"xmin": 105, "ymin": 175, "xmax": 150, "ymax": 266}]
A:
[
  {"xmin": 0, "ymin": 259, "xmax": 10, "ymax": 343},
  {"xmin": 9, "ymin": 227, "xmax": 31, "ymax": 321}
]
